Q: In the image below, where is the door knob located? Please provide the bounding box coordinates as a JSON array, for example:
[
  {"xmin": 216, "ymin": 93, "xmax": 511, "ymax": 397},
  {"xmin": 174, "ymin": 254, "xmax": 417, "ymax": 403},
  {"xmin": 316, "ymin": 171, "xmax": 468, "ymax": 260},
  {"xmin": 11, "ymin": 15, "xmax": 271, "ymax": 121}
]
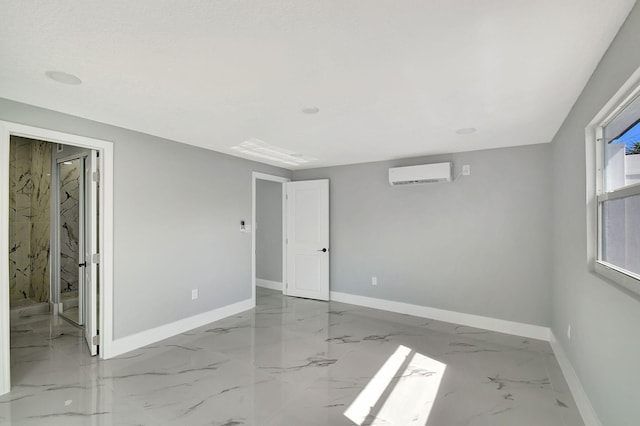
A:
[
  {"xmin": 317, "ymin": 248, "xmax": 327, "ymax": 252},
  {"xmin": 79, "ymin": 262, "xmax": 87, "ymax": 268}
]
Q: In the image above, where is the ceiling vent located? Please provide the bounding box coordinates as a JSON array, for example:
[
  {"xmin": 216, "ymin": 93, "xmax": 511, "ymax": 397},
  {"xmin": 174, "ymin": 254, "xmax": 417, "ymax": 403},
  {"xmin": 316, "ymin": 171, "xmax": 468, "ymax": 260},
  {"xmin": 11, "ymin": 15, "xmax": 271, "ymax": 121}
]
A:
[{"xmin": 388, "ymin": 162, "xmax": 452, "ymax": 185}]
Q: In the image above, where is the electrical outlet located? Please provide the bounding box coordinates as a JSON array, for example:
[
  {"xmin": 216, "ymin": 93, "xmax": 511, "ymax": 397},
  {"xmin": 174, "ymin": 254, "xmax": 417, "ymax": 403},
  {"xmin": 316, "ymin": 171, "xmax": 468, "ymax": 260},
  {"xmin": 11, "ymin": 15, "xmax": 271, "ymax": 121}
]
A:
[
  {"xmin": 462, "ymin": 165, "xmax": 471, "ymax": 176},
  {"xmin": 192, "ymin": 289, "xmax": 199, "ymax": 300},
  {"xmin": 372, "ymin": 276, "xmax": 377, "ymax": 286},
  {"xmin": 567, "ymin": 324, "xmax": 571, "ymax": 340}
]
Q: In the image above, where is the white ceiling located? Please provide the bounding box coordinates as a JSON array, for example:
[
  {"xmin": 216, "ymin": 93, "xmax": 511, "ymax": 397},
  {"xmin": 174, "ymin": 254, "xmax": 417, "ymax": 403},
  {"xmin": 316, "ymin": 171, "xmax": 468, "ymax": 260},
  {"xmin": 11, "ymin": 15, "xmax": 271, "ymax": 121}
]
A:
[{"xmin": 0, "ymin": 1, "xmax": 636, "ymax": 169}]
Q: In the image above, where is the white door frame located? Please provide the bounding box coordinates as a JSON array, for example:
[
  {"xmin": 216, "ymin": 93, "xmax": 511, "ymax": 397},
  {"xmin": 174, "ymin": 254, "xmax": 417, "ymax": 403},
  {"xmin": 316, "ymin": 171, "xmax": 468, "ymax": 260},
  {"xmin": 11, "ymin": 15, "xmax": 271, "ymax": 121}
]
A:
[
  {"xmin": 251, "ymin": 172, "xmax": 290, "ymax": 305},
  {"xmin": 0, "ymin": 121, "xmax": 115, "ymax": 395}
]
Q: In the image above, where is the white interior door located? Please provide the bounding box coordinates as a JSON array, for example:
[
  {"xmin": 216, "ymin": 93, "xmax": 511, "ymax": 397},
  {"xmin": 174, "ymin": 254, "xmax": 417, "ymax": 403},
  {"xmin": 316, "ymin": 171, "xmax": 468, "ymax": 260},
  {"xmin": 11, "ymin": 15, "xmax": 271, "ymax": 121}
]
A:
[
  {"xmin": 84, "ymin": 151, "xmax": 98, "ymax": 356},
  {"xmin": 286, "ymin": 179, "xmax": 329, "ymax": 300}
]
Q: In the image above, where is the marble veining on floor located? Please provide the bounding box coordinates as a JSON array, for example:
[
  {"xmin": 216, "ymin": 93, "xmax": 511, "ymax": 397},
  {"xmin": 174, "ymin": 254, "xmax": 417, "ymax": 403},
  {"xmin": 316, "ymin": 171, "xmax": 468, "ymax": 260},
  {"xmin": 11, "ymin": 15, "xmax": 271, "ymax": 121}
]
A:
[{"xmin": 1, "ymin": 287, "xmax": 583, "ymax": 425}]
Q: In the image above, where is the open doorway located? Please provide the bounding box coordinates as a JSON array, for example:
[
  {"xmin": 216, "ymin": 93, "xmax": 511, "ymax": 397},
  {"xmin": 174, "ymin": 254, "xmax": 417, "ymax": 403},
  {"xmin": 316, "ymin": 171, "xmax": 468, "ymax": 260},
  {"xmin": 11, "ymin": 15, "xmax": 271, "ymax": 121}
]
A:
[
  {"xmin": 251, "ymin": 173, "xmax": 331, "ymax": 305},
  {"xmin": 7, "ymin": 136, "xmax": 98, "ymax": 352},
  {"xmin": 251, "ymin": 172, "xmax": 289, "ymax": 304},
  {"xmin": 54, "ymin": 146, "xmax": 97, "ymax": 330},
  {"xmin": 1, "ymin": 121, "xmax": 114, "ymax": 396}
]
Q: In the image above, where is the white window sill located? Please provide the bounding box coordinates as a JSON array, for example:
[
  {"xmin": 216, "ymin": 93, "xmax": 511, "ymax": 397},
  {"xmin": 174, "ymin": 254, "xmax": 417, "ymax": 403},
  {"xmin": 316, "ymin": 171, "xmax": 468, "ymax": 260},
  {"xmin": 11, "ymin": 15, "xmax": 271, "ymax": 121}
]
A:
[{"xmin": 594, "ymin": 261, "xmax": 640, "ymax": 297}]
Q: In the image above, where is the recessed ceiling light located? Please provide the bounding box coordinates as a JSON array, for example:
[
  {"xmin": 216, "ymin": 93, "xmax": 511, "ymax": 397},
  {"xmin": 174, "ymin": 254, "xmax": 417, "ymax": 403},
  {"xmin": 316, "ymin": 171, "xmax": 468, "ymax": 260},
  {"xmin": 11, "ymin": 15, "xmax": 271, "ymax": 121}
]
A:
[
  {"xmin": 302, "ymin": 106, "xmax": 320, "ymax": 114},
  {"xmin": 63, "ymin": 161, "xmax": 73, "ymax": 165},
  {"xmin": 455, "ymin": 127, "xmax": 477, "ymax": 135},
  {"xmin": 45, "ymin": 70, "xmax": 82, "ymax": 85}
]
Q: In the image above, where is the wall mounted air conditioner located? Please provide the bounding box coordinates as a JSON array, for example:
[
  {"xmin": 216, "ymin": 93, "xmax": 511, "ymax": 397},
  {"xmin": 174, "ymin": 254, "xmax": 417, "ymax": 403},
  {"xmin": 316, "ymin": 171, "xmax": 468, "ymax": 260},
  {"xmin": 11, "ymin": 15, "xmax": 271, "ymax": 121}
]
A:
[{"xmin": 388, "ymin": 162, "xmax": 452, "ymax": 185}]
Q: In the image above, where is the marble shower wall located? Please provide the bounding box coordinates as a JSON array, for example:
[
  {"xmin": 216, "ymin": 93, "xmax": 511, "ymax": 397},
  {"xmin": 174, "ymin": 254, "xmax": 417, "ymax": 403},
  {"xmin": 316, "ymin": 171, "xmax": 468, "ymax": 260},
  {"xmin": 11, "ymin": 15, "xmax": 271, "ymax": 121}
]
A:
[
  {"xmin": 9, "ymin": 138, "xmax": 32, "ymax": 303},
  {"xmin": 59, "ymin": 160, "xmax": 81, "ymax": 295},
  {"xmin": 9, "ymin": 137, "xmax": 52, "ymax": 305}
]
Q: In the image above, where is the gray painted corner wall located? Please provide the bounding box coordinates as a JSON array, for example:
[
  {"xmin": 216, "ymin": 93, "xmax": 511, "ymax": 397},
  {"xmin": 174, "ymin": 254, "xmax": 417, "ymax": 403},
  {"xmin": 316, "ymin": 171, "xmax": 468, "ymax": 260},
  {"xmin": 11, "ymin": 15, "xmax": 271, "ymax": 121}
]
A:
[
  {"xmin": 294, "ymin": 143, "xmax": 552, "ymax": 326},
  {"xmin": 0, "ymin": 98, "xmax": 292, "ymax": 339},
  {"xmin": 256, "ymin": 179, "xmax": 283, "ymax": 282},
  {"xmin": 550, "ymin": 3, "xmax": 640, "ymax": 425}
]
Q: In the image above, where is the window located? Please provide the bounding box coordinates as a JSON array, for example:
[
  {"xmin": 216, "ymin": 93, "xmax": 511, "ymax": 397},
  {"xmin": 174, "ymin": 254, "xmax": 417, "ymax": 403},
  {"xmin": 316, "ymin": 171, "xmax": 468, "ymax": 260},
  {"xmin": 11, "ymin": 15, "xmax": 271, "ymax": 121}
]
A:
[{"xmin": 596, "ymin": 91, "xmax": 640, "ymax": 292}]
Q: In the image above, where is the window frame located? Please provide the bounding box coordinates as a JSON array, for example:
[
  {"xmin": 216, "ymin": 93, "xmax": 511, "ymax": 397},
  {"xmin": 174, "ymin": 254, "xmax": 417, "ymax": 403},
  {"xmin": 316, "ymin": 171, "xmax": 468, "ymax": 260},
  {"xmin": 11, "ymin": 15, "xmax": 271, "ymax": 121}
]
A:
[{"xmin": 592, "ymin": 83, "xmax": 640, "ymax": 296}]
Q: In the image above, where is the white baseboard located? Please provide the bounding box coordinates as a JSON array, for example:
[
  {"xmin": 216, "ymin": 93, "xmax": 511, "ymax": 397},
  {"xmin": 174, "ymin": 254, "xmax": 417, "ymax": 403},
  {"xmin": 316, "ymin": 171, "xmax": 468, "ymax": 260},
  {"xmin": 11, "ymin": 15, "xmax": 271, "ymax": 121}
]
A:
[
  {"xmin": 549, "ymin": 331, "xmax": 601, "ymax": 426},
  {"xmin": 256, "ymin": 278, "xmax": 283, "ymax": 291},
  {"xmin": 330, "ymin": 291, "xmax": 550, "ymax": 341},
  {"xmin": 106, "ymin": 298, "xmax": 254, "ymax": 358}
]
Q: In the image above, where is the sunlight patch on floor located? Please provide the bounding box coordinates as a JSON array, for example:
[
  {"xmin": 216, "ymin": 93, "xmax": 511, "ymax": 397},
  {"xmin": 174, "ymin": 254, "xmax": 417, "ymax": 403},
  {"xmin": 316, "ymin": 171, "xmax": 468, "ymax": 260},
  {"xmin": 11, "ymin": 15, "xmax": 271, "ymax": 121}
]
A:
[{"xmin": 344, "ymin": 345, "xmax": 446, "ymax": 425}]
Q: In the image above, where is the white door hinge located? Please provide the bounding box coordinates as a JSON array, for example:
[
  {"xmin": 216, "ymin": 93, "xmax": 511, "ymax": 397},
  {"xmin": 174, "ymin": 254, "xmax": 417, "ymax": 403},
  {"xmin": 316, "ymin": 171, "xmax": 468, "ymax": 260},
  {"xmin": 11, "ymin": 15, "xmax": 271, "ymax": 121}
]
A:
[
  {"xmin": 92, "ymin": 335, "xmax": 99, "ymax": 345},
  {"xmin": 92, "ymin": 253, "xmax": 100, "ymax": 264},
  {"xmin": 92, "ymin": 170, "xmax": 100, "ymax": 183}
]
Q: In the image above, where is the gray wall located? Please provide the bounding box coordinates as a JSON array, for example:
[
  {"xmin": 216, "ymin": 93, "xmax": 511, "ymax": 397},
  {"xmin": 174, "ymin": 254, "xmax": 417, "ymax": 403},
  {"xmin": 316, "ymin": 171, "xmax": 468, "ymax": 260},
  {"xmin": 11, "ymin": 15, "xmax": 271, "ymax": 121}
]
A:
[
  {"xmin": 0, "ymin": 98, "xmax": 292, "ymax": 339},
  {"xmin": 550, "ymin": 3, "xmax": 640, "ymax": 425},
  {"xmin": 256, "ymin": 179, "xmax": 283, "ymax": 283},
  {"xmin": 294, "ymin": 143, "xmax": 552, "ymax": 326}
]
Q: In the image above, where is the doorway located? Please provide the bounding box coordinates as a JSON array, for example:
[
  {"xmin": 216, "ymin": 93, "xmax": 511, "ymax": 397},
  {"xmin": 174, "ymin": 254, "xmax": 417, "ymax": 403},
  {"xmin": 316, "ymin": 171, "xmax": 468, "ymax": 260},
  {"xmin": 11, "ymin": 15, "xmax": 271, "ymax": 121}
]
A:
[
  {"xmin": 252, "ymin": 173, "xmax": 289, "ymax": 304},
  {"xmin": 53, "ymin": 147, "xmax": 99, "ymax": 356},
  {"xmin": 0, "ymin": 121, "xmax": 114, "ymax": 396},
  {"xmin": 7, "ymin": 137, "xmax": 97, "ymax": 342},
  {"xmin": 251, "ymin": 173, "xmax": 331, "ymax": 305},
  {"xmin": 57, "ymin": 155, "xmax": 83, "ymax": 323}
]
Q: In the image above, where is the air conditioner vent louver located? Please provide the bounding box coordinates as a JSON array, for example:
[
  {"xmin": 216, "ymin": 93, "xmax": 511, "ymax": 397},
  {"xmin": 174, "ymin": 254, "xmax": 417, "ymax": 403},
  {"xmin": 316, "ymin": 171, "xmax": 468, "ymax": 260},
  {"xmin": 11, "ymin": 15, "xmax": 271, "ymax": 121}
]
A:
[
  {"xmin": 389, "ymin": 162, "xmax": 452, "ymax": 186},
  {"xmin": 393, "ymin": 179, "xmax": 441, "ymax": 185}
]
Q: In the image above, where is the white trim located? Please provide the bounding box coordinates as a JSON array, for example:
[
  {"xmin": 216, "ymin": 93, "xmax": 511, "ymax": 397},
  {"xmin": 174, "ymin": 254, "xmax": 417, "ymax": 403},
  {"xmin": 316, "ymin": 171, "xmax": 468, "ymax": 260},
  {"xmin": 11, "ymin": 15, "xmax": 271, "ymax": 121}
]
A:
[
  {"xmin": 0, "ymin": 125, "xmax": 10, "ymax": 395},
  {"xmin": 589, "ymin": 65, "xmax": 640, "ymax": 130},
  {"xmin": 251, "ymin": 172, "xmax": 290, "ymax": 306},
  {"xmin": 597, "ymin": 182, "xmax": 640, "ymax": 201},
  {"xmin": 280, "ymin": 181, "xmax": 288, "ymax": 296},
  {"xmin": 256, "ymin": 279, "xmax": 283, "ymax": 291},
  {"xmin": 0, "ymin": 122, "xmax": 115, "ymax": 395},
  {"xmin": 549, "ymin": 332, "xmax": 602, "ymax": 426},
  {"xmin": 109, "ymin": 298, "xmax": 253, "ymax": 358},
  {"xmin": 587, "ymin": 64, "xmax": 640, "ymax": 295},
  {"xmin": 330, "ymin": 291, "xmax": 550, "ymax": 341},
  {"xmin": 595, "ymin": 260, "xmax": 640, "ymax": 296}
]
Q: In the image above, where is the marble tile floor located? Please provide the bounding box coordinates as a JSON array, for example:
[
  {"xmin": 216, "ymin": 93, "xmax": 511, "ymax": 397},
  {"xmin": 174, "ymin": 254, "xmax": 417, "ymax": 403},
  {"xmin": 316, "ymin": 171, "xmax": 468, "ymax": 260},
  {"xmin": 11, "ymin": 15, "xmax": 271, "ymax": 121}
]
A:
[
  {"xmin": 9, "ymin": 300, "xmax": 48, "ymax": 322},
  {"xmin": 9, "ymin": 299, "xmax": 39, "ymax": 309},
  {"xmin": 60, "ymin": 306, "xmax": 80, "ymax": 324},
  {"xmin": 0, "ymin": 287, "xmax": 584, "ymax": 425},
  {"xmin": 59, "ymin": 293, "xmax": 80, "ymax": 324}
]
